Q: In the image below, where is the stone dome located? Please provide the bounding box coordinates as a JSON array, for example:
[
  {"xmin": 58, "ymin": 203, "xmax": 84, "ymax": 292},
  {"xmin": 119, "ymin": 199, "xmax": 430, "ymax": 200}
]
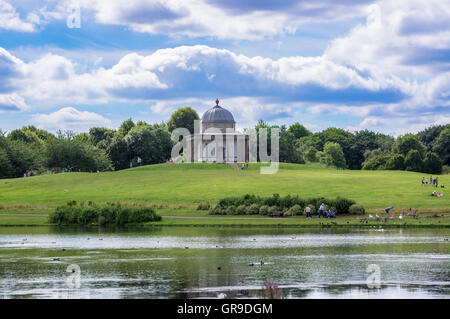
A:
[{"xmin": 201, "ymin": 99, "xmax": 235, "ymax": 123}]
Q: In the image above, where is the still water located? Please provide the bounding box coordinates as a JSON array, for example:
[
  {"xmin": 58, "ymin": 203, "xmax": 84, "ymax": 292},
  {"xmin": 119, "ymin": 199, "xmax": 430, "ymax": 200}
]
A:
[{"xmin": 0, "ymin": 227, "xmax": 448, "ymax": 298}]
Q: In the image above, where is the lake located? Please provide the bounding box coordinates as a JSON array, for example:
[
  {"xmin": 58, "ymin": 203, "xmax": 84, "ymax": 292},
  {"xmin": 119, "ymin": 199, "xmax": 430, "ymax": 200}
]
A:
[{"xmin": 0, "ymin": 227, "xmax": 448, "ymax": 298}]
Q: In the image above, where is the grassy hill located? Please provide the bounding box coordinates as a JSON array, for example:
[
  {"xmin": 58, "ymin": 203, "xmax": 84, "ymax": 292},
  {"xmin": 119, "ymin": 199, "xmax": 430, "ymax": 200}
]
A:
[{"xmin": 0, "ymin": 163, "xmax": 448, "ymax": 212}]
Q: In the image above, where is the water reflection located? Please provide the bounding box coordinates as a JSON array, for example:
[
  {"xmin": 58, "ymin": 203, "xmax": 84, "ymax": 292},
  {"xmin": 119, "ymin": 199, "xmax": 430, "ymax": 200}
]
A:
[{"xmin": 0, "ymin": 227, "xmax": 448, "ymax": 298}]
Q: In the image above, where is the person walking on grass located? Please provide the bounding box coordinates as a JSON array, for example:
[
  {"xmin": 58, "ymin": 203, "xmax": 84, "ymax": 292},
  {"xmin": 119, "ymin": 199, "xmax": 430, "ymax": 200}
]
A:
[
  {"xmin": 319, "ymin": 203, "xmax": 325, "ymax": 219},
  {"xmin": 385, "ymin": 206, "xmax": 393, "ymax": 215},
  {"xmin": 305, "ymin": 206, "xmax": 312, "ymax": 219}
]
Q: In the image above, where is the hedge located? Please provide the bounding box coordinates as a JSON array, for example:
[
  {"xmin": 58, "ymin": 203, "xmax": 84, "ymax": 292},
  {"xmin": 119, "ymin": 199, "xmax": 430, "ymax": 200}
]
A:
[
  {"xmin": 49, "ymin": 201, "xmax": 162, "ymax": 225},
  {"xmin": 209, "ymin": 194, "xmax": 362, "ymax": 216}
]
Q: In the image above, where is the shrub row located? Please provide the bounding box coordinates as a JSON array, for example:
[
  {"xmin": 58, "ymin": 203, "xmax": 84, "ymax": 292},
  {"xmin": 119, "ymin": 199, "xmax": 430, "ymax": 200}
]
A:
[
  {"xmin": 49, "ymin": 201, "xmax": 162, "ymax": 225},
  {"xmin": 209, "ymin": 194, "xmax": 363, "ymax": 216}
]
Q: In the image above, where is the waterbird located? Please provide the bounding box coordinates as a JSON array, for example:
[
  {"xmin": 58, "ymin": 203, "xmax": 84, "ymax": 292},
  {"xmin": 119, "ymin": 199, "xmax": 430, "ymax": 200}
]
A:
[
  {"xmin": 52, "ymin": 258, "xmax": 60, "ymax": 261},
  {"xmin": 260, "ymin": 261, "xmax": 264, "ymax": 265},
  {"xmin": 248, "ymin": 263, "xmax": 254, "ymax": 266},
  {"xmin": 217, "ymin": 267, "xmax": 222, "ymax": 270},
  {"xmin": 185, "ymin": 246, "xmax": 189, "ymax": 249}
]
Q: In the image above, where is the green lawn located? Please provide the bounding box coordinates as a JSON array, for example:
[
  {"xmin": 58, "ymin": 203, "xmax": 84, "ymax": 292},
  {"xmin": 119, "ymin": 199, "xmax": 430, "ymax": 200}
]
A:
[{"xmin": 0, "ymin": 163, "xmax": 448, "ymax": 212}]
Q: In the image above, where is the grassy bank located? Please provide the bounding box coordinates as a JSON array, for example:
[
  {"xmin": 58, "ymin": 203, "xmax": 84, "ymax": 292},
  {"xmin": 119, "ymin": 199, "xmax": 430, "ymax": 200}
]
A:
[
  {"xmin": 0, "ymin": 210, "xmax": 448, "ymax": 227},
  {"xmin": 0, "ymin": 163, "xmax": 449, "ymax": 210}
]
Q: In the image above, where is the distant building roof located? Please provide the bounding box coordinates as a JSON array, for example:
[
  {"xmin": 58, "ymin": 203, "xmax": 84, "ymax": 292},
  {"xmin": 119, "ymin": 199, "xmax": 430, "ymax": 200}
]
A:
[{"xmin": 201, "ymin": 99, "xmax": 235, "ymax": 123}]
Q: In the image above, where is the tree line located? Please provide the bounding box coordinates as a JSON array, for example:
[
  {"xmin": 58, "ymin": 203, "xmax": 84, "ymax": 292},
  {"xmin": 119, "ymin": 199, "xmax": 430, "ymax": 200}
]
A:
[{"xmin": 0, "ymin": 107, "xmax": 449, "ymax": 179}]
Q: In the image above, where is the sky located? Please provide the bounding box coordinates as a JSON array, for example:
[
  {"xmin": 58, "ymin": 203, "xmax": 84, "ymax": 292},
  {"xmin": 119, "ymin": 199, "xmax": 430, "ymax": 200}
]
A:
[{"xmin": 0, "ymin": 0, "xmax": 449, "ymax": 136}]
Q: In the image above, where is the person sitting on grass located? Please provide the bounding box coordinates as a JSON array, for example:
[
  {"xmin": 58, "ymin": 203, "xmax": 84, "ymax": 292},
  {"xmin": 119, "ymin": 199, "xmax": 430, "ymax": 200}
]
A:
[
  {"xmin": 385, "ymin": 206, "xmax": 393, "ymax": 215},
  {"xmin": 327, "ymin": 208, "xmax": 336, "ymax": 218},
  {"xmin": 438, "ymin": 192, "xmax": 443, "ymax": 197},
  {"xmin": 407, "ymin": 208, "xmax": 414, "ymax": 216},
  {"xmin": 430, "ymin": 190, "xmax": 437, "ymax": 197}
]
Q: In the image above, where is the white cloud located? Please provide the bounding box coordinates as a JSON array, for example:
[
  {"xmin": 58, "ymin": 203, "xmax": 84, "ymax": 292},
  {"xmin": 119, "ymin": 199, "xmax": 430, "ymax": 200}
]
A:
[
  {"xmin": 2, "ymin": 45, "xmax": 405, "ymax": 107},
  {"xmin": 76, "ymin": 0, "xmax": 372, "ymax": 40},
  {"xmin": 0, "ymin": 0, "xmax": 38, "ymax": 31},
  {"xmin": 32, "ymin": 107, "xmax": 111, "ymax": 132},
  {"xmin": 0, "ymin": 93, "xmax": 29, "ymax": 112},
  {"xmin": 325, "ymin": 0, "xmax": 450, "ymax": 79}
]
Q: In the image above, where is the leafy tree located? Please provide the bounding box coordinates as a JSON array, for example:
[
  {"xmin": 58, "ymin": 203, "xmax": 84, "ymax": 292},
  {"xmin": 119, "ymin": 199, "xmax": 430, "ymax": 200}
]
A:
[
  {"xmin": 347, "ymin": 130, "xmax": 380, "ymax": 169},
  {"xmin": 89, "ymin": 127, "xmax": 115, "ymax": 146},
  {"xmin": 423, "ymin": 152, "xmax": 442, "ymax": 174},
  {"xmin": 316, "ymin": 128, "xmax": 354, "ymax": 168},
  {"xmin": 362, "ymin": 154, "xmax": 391, "ymax": 170},
  {"xmin": 432, "ymin": 126, "xmax": 450, "ymax": 165},
  {"xmin": 167, "ymin": 107, "xmax": 199, "ymax": 134},
  {"xmin": 374, "ymin": 133, "xmax": 395, "ymax": 152},
  {"xmin": 45, "ymin": 136, "xmax": 112, "ymax": 172},
  {"xmin": 393, "ymin": 134, "xmax": 426, "ymax": 158},
  {"xmin": 125, "ymin": 125, "xmax": 173, "ymax": 165},
  {"xmin": 118, "ymin": 118, "xmax": 135, "ymax": 137},
  {"xmin": 288, "ymin": 122, "xmax": 310, "ymax": 139},
  {"xmin": 106, "ymin": 136, "xmax": 130, "ymax": 170},
  {"xmin": 417, "ymin": 125, "xmax": 447, "ymax": 151},
  {"xmin": 279, "ymin": 126, "xmax": 304, "ymax": 163},
  {"xmin": 404, "ymin": 149, "xmax": 424, "ymax": 172},
  {"xmin": 8, "ymin": 127, "xmax": 43, "ymax": 145},
  {"xmin": 0, "ymin": 147, "xmax": 14, "ymax": 178},
  {"xmin": 6, "ymin": 140, "xmax": 41, "ymax": 176},
  {"xmin": 304, "ymin": 146, "xmax": 318, "ymax": 162},
  {"xmin": 319, "ymin": 142, "xmax": 347, "ymax": 169},
  {"xmin": 385, "ymin": 154, "xmax": 405, "ymax": 170}
]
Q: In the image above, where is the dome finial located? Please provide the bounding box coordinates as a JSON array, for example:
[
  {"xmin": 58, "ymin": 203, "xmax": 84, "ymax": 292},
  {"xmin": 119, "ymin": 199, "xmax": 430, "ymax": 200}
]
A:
[{"xmin": 215, "ymin": 98, "xmax": 219, "ymax": 106}]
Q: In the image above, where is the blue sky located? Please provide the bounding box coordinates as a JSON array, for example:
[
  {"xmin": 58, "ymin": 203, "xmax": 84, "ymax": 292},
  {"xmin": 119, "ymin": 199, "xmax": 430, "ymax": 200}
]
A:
[{"xmin": 0, "ymin": 0, "xmax": 449, "ymax": 136}]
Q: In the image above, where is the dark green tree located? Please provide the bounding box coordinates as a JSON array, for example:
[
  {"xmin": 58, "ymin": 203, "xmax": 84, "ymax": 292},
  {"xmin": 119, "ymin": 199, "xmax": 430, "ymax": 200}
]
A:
[
  {"xmin": 385, "ymin": 154, "xmax": 405, "ymax": 170},
  {"xmin": 319, "ymin": 142, "xmax": 347, "ymax": 169},
  {"xmin": 89, "ymin": 127, "xmax": 115, "ymax": 146},
  {"xmin": 423, "ymin": 152, "xmax": 442, "ymax": 174},
  {"xmin": 118, "ymin": 118, "xmax": 135, "ymax": 137},
  {"xmin": 417, "ymin": 125, "xmax": 447, "ymax": 151},
  {"xmin": 106, "ymin": 136, "xmax": 130, "ymax": 170},
  {"xmin": 393, "ymin": 134, "xmax": 426, "ymax": 158},
  {"xmin": 287, "ymin": 122, "xmax": 310, "ymax": 139},
  {"xmin": 404, "ymin": 149, "xmax": 424, "ymax": 172},
  {"xmin": 167, "ymin": 107, "xmax": 199, "ymax": 134},
  {"xmin": 432, "ymin": 126, "xmax": 450, "ymax": 165},
  {"xmin": 362, "ymin": 154, "xmax": 391, "ymax": 170}
]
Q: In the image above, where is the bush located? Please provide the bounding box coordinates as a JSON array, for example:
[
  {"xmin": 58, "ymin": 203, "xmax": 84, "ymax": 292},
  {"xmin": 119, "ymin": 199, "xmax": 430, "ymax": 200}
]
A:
[
  {"xmin": 286, "ymin": 204, "xmax": 303, "ymax": 216},
  {"xmin": 210, "ymin": 195, "xmax": 356, "ymax": 216},
  {"xmin": 49, "ymin": 202, "xmax": 161, "ymax": 225},
  {"xmin": 268, "ymin": 206, "xmax": 279, "ymax": 213},
  {"xmin": 349, "ymin": 204, "xmax": 365, "ymax": 215},
  {"xmin": 259, "ymin": 205, "xmax": 270, "ymax": 215},
  {"xmin": 246, "ymin": 204, "xmax": 260, "ymax": 215},
  {"xmin": 236, "ymin": 205, "xmax": 247, "ymax": 215},
  {"xmin": 405, "ymin": 149, "xmax": 423, "ymax": 172},
  {"xmin": 423, "ymin": 152, "xmax": 442, "ymax": 174},
  {"xmin": 196, "ymin": 203, "xmax": 211, "ymax": 210},
  {"xmin": 385, "ymin": 154, "xmax": 405, "ymax": 170},
  {"xmin": 328, "ymin": 197, "xmax": 356, "ymax": 214}
]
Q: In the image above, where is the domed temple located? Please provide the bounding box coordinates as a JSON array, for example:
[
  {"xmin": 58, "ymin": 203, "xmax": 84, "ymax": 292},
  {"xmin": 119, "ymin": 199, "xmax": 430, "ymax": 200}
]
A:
[{"xmin": 185, "ymin": 99, "xmax": 249, "ymax": 162}]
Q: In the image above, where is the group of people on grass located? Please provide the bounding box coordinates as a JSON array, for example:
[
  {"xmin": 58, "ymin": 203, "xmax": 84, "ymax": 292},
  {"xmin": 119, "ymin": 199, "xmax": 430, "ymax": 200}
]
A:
[
  {"xmin": 385, "ymin": 206, "xmax": 415, "ymax": 218},
  {"xmin": 422, "ymin": 175, "xmax": 444, "ymax": 188},
  {"xmin": 305, "ymin": 203, "xmax": 335, "ymax": 219},
  {"xmin": 421, "ymin": 175, "xmax": 444, "ymax": 197}
]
